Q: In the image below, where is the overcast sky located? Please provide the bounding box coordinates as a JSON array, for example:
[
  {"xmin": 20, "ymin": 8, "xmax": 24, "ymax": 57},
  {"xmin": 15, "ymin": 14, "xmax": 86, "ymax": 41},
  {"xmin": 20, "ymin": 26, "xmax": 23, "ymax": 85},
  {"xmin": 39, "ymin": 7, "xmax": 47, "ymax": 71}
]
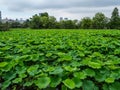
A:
[{"xmin": 0, "ymin": 0, "xmax": 120, "ymax": 20}]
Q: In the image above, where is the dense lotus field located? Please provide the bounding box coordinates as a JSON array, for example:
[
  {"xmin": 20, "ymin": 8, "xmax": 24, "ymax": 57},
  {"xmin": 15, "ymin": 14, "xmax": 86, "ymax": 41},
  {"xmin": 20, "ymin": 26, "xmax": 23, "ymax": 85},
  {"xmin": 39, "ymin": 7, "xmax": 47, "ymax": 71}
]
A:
[{"xmin": 0, "ymin": 29, "xmax": 120, "ymax": 90}]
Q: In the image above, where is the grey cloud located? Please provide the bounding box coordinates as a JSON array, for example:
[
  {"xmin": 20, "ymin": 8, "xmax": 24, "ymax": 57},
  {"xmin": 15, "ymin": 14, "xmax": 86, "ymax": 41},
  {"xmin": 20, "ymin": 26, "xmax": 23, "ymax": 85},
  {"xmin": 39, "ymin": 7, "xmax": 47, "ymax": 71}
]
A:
[
  {"xmin": 71, "ymin": 0, "xmax": 120, "ymax": 7},
  {"xmin": 0, "ymin": 0, "xmax": 120, "ymax": 19},
  {"xmin": 1, "ymin": 0, "xmax": 120, "ymax": 12},
  {"xmin": 65, "ymin": 6, "xmax": 117, "ymax": 14}
]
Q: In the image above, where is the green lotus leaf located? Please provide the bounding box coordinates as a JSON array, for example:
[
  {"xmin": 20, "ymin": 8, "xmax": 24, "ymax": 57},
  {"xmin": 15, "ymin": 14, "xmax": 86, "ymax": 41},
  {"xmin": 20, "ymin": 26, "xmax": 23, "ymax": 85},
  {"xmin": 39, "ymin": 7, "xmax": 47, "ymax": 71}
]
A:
[
  {"xmin": 34, "ymin": 77, "xmax": 51, "ymax": 89},
  {"xmin": 27, "ymin": 65, "xmax": 39, "ymax": 76},
  {"xmin": 63, "ymin": 79, "xmax": 75, "ymax": 89},
  {"xmin": 0, "ymin": 62, "xmax": 8, "ymax": 67},
  {"xmin": 50, "ymin": 76, "xmax": 62, "ymax": 87}
]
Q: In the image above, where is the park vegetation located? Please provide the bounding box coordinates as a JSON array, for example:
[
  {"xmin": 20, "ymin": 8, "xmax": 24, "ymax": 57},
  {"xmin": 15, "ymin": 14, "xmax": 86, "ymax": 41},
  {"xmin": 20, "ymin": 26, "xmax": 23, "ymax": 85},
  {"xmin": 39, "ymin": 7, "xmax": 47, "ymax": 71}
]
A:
[
  {"xmin": 28, "ymin": 7, "xmax": 120, "ymax": 29},
  {"xmin": 0, "ymin": 7, "xmax": 120, "ymax": 31},
  {"xmin": 0, "ymin": 22, "xmax": 9, "ymax": 31}
]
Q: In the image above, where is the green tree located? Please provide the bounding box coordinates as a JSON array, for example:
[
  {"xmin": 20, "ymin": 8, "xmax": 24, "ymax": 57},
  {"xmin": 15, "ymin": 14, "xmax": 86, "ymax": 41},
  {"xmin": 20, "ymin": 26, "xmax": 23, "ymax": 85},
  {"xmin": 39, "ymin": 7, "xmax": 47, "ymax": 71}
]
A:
[
  {"xmin": 80, "ymin": 17, "xmax": 92, "ymax": 29},
  {"xmin": 29, "ymin": 12, "xmax": 57, "ymax": 29},
  {"xmin": 40, "ymin": 12, "xmax": 49, "ymax": 17},
  {"xmin": 40, "ymin": 16, "xmax": 49, "ymax": 28},
  {"xmin": 92, "ymin": 13, "xmax": 108, "ymax": 29},
  {"xmin": 48, "ymin": 16, "xmax": 57, "ymax": 29},
  {"xmin": 110, "ymin": 7, "xmax": 120, "ymax": 29},
  {"xmin": 59, "ymin": 20, "xmax": 76, "ymax": 29},
  {"xmin": 10, "ymin": 21, "xmax": 22, "ymax": 28},
  {"xmin": 29, "ymin": 14, "xmax": 42, "ymax": 29},
  {"xmin": 73, "ymin": 19, "xmax": 78, "ymax": 29},
  {"xmin": 0, "ymin": 22, "xmax": 10, "ymax": 31},
  {"xmin": 22, "ymin": 19, "xmax": 30, "ymax": 28}
]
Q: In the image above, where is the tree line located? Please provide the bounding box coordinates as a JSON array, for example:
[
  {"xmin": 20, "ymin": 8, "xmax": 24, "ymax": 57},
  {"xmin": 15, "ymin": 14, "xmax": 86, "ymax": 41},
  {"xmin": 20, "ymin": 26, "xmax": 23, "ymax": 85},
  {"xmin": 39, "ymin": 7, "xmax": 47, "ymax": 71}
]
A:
[
  {"xmin": 28, "ymin": 7, "xmax": 120, "ymax": 29},
  {"xmin": 0, "ymin": 7, "xmax": 120, "ymax": 31}
]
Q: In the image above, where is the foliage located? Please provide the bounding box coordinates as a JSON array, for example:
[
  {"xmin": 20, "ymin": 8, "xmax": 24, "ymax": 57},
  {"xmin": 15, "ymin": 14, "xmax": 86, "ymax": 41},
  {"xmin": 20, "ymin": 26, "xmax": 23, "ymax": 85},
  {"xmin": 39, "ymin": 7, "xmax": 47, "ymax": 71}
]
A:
[
  {"xmin": 29, "ymin": 12, "xmax": 57, "ymax": 29},
  {"xmin": 10, "ymin": 21, "xmax": 22, "ymax": 28},
  {"xmin": 0, "ymin": 29, "xmax": 120, "ymax": 90},
  {"xmin": 80, "ymin": 17, "xmax": 92, "ymax": 29},
  {"xmin": 110, "ymin": 7, "xmax": 120, "ymax": 29},
  {"xmin": 28, "ymin": 7, "xmax": 120, "ymax": 29},
  {"xmin": 59, "ymin": 20, "xmax": 77, "ymax": 29},
  {"xmin": 92, "ymin": 12, "xmax": 108, "ymax": 29},
  {"xmin": 0, "ymin": 22, "xmax": 10, "ymax": 31},
  {"xmin": 29, "ymin": 14, "xmax": 42, "ymax": 29},
  {"xmin": 2, "ymin": 7, "xmax": 120, "ymax": 30}
]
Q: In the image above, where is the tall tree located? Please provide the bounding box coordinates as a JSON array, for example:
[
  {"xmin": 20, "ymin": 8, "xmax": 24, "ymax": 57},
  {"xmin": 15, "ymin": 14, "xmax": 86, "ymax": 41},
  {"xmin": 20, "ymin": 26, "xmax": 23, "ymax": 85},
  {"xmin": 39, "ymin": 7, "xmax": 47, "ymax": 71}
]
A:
[
  {"xmin": 80, "ymin": 17, "xmax": 92, "ymax": 29},
  {"xmin": 40, "ymin": 12, "xmax": 49, "ymax": 17},
  {"xmin": 48, "ymin": 16, "xmax": 57, "ymax": 29},
  {"xmin": 29, "ymin": 12, "xmax": 58, "ymax": 29},
  {"xmin": 110, "ymin": 7, "xmax": 120, "ymax": 29},
  {"xmin": 92, "ymin": 13, "xmax": 108, "ymax": 29},
  {"xmin": 40, "ymin": 16, "xmax": 49, "ymax": 28},
  {"xmin": 29, "ymin": 14, "xmax": 42, "ymax": 29}
]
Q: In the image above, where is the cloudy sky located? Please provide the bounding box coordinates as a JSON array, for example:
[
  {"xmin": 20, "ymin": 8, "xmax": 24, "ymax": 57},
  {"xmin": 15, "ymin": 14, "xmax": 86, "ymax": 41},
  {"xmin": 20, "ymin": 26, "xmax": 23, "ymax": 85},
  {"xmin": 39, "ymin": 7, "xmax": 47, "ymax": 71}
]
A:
[{"xmin": 0, "ymin": 0, "xmax": 120, "ymax": 20}]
